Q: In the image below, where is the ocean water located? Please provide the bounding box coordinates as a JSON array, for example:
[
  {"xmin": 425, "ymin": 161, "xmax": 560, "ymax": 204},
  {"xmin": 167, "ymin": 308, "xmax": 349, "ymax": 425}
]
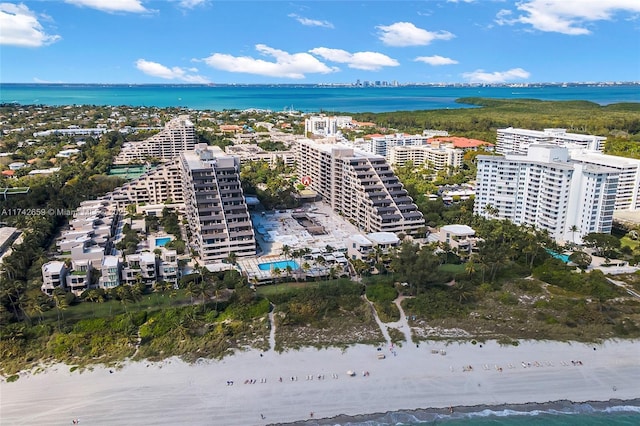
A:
[
  {"xmin": 0, "ymin": 84, "xmax": 638, "ymax": 113},
  {"xmin": 317, "ymin": 402, "xmax": 640, "ymax": 426}
]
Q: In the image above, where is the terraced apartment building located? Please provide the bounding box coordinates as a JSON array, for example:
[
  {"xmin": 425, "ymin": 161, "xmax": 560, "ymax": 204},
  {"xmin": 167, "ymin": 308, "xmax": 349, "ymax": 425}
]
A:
[
  {"xmin": 114, "ymin": 115, "xmax": 196, "ymax": 164},
  {"xmin": 179, "ymin": 144, "xmax": 256, "ymax": 263},
  {"xmin": 296, "ymin": 139, "xmax": 424, "ymax": 235},
  {"xmin": 108, "ymin": 160, "xmax": 184, "ymax": 207}
]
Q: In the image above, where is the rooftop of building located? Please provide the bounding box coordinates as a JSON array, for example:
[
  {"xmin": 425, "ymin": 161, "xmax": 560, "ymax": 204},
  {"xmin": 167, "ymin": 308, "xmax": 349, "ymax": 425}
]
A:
[
  {"xmin": 103, "ymin": 256, "xmax": 119, "ymax": 267},
  {"xmin": 181, "ymin": 144, "xmax": 230, "ymax": 170},
  {"xmin": 441, "ymin": 224, "xmax": 475, "ymax": 236},
  {"xmin": 498, "ymin": 127, "xmax": 606, "ymax": 141},
  {"xmin": 569, "ymin": 148, "xmax": 640, "ymax": 167},
  {"xmin": 429, "ymin": 136, "xmax": 493, "ymax": 148},
  {"xmin": 367, "ymin": 232, "xmax": 400, "ymax": 245},
  {"xmin": 43, "ymin": 261, "xmax": 66, "ymax": 272},
  {"xmin": 350, "ymin": 234, "xmax": 373, "ymax": 245}
]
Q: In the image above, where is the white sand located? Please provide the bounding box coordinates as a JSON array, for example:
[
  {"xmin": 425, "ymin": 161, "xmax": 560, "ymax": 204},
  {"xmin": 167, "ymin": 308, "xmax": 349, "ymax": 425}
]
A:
[{"xmin": 1, "ymin": 339, "xmax": 639, "ymax": 425}]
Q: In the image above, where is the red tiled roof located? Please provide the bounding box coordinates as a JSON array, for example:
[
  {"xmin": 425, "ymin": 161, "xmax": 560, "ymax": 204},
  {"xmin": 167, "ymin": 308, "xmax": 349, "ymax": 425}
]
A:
[
  {"xmin": 2, "ymin": 170, "xmax": 15, "ymax": 176},
  {"xmin": 429, "ymin": 137, "xmax": 494, "ymax": 148},
  {"xmin": 352, "ymin": 121, "xmax": 376, "ymax": 127},
  {"xmin": 364, "ymin": 133, "xmax": 385, "ymax": 139}
]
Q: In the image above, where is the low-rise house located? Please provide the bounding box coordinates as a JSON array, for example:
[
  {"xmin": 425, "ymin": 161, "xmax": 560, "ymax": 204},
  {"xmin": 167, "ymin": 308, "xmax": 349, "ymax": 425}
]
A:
[
  {"xmin": 121, "ymin": 252, "xmax": 157, "ymax": 288},
  {"xmin": 157, "ymin": 248, "xmax": 179, "ymax": 286},
  {"xmin": 435, "ymin": 224, "xmax": 480, "ymax": 255},
  {"xmin": 41, "ymin": 261, "xmax": 68, "ymax": 295},
  {"xmin": 8, "ymin": 162, "xmax": 26, "ymax": 170},
  {"xmin": 65, "ymin": 259, "xmax": 92, "ymax": 296},
  {"xmin": 347, "ymin": 232, "xmax": 400, "ymax": 262},
  {"xmin": 346, "ymin": 234, "xmax": 374, "ymax": 261},
  {"xmin": 99, "ymin": 255, "xmax": 121, "ymax": 290}
]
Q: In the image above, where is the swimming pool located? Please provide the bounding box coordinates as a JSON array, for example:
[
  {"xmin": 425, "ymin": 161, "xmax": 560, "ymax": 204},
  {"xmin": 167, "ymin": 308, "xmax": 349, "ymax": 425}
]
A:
[
  {"xmin": 546, "ymin": 249, "xmax": 570, "ymax": 263},
  {"xmin": 155, "ymin": 237, "xmax": 172, "ymax": 247},
  {"xmin": 258, "ymin": 260, "xmax": 300, "ymax": 271}
]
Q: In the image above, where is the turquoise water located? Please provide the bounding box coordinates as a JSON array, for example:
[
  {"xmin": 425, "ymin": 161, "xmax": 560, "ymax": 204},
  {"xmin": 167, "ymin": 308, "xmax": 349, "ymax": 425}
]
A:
[
  {"xmin": 321, "ymin": 403, "xmax": 640, "ymax": 425},
  {"xmin": 155, "ymin": 237, "xmax": 171, "ymax": 247},
  {"xmin": 1, "ymin": 84, "xmax": 637, "ymax": 112},
  {"xmin": 258, "ymin": 260, "xmax": 299, "ymax": 271},
  {"xmin": 546, "ymin": 249, "xmax": 570, "ymax": 263}
]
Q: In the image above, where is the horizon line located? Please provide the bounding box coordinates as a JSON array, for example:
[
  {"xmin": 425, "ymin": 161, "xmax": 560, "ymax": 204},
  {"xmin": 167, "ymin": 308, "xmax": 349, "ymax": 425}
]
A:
[{"xmin": 1, "ymin": 81, "xmax": 639, "ymax": 87}]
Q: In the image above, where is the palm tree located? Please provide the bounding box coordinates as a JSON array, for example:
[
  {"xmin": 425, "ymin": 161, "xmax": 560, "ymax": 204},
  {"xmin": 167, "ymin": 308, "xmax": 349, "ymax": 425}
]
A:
[
  {"xmin": 52, "ymin": 289, "xmax": 68, "ymax": 330},
  {"xmin": 465, "ymin": 256, "xmax": 477, "ymax": 277},
  {"xmin": 281, "ymin": 245, "xmax": 291, "ymax": 259},
  {"xmin": 154, "ymin": 280, "xmax": 172, "ymax": 306},
  {"xmin": 301, "ymin": 262, "xmax": 311, "ymax": 280},
  {"xmin": 212, "ymin": 277, "xmax": 223, "ymax": 312},
  {"xmin": 116, "ymin": 285, "xmax": 134, "ymax": 316},
  {"xmin": 225, "ymin": 251, "xmax": 238, "ymax": 266},
  {"xmin": 25, "ymin": 292, "xmax": 46, "ymax": 324},
  {"xmin": 272, "ymin": 267, "xmax": 282, "ymax": 284},
  {"xmin": 483, "ymin": 204, "xmax": 500, "ymax": 218},
  {"xmin": 188, "ymin": 280, "xmax": 213, "ymax": 312},
  {"xmin": 451, "ymin": 281, "xmax": 473, "ymax": 303},
  {"xmin": 285, "ymin": 265, "xmax": 293, "ymax": 281},
  {"xmin": 125, "ymin": 204, "xmax": 137, "ymax": 225},
  {"xmin": 569, "ymin": 225, "xmax": 579, "ymax": 245}
]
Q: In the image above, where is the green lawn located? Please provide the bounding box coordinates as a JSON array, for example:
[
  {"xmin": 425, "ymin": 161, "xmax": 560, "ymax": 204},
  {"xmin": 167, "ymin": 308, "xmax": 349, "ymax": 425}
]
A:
[
  {"xmin": 438, "ymin": 263, "xmax": 466, "ymax": 274},
  {"xmin": 256, "ymin": 281, "xmax": 323, "ymax": 296},
  {"xmin": 40, "ymin": 290, "xmax": 192, "ymax": 325},
  {"xmin": 621, "ymin": 236, "xmax": 639, "ymax": 250}
]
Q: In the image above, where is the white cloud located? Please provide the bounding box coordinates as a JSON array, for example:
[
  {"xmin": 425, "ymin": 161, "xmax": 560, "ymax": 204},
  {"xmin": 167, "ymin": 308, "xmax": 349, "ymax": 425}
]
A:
[
  {"xmin": 33, "ymin": 77, "xmax": 63, "ymax": 83},
  {"xmin": 309, "ymin": 47, "xmax": 399, "ymax": 71},
  {"xmin": 377, "ymin": 22, "xmax": 454, "ymax": 47},
  {"xmin": 496, "ymin": 0, "xmax": 640, "ymax": 35},
  {"xmin": 415, "ymin": 55, "xmax": 458, "ymax": 66},
  {"xmin": 65, "ymin": 0, "xmax": 149, "ymax": 13},
  {"xmin": 201, "ymin": 44, "xmax": 338, "ymax": 79},
  {"xmin": 288, "ymin": 13, "xmax": 334, "ymax": 29},
  {"xmin": 0, "ymin": 3, "xmax": 61, "ymax": 47},
  {"xmin": 135, "ymin": 59, "xmax": 210, "ymax": 83},
  {"xmin": 462, "ymin": 68, "xmax": 531, "ymax": 83},
  {"xmin": 177, "ymin": 0, "xmax": 207, "ymax": 9}
]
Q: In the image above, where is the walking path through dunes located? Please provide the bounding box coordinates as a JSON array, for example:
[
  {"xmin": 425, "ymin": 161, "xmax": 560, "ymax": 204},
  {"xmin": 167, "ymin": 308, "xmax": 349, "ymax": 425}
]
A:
[
  {"xmin": 365, "ymin": 295, "xmax": 414, "ymax": 346},
  {"xmin": 2, "ymin": 340, "xmax": 638, "ymax": 425}
]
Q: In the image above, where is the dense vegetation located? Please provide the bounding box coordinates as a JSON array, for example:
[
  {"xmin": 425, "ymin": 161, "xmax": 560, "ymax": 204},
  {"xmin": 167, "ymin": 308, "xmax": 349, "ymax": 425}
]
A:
[
  {"xmin": 349, "ymin": 98, "xmax": 640, "ymax": 154},
  {"xmin": 240, "ymin": 158, "xmax": 299, "ymax": 209},
  {"xmin": 1, "ymin": 100, "xmax": 640, "ymax": 376}
]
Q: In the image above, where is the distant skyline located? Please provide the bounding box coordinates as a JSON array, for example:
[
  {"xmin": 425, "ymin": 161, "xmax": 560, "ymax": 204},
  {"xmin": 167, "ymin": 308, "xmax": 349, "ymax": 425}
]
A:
[{"xmin": 1, "ymin": 1, "xmax": 639, "ymax": 85}]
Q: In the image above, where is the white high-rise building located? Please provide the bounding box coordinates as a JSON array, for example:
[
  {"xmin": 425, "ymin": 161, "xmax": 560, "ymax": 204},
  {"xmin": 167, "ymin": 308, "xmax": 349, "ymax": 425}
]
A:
[
  {"xmin": 388, "ymin": 144, "xmax": 463, "ymax": 170},
  {"xmin": 296, "ymin": 139, "xmax": 424, "ymax": 235},
  {"xmin": 568, "ymin": 148, "xmax": 640, "ymax": 211},
  {"xmin": 474, "ymin": 145, "xmax": 619, "ymax": 243},
  {"xmin": 304, "ymin": 115, "xmax": 352, "ymax": 137},
  {"xmin": 496, "ymin": 127, "xmax": 605, "ymax": 155},
  {"xmin": 369, "ymin": 133, "xmax": 429, "ymax": 157},
  {"xmin": 114, "ymin": 115, "xmax": 196, "ymax": 164}
]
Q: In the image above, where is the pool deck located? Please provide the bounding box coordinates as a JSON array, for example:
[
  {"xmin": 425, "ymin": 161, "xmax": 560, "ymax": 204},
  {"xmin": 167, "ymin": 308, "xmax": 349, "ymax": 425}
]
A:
[{"xmin": 239, "ymin": 201, "xmax": 362, "ymax": 283}]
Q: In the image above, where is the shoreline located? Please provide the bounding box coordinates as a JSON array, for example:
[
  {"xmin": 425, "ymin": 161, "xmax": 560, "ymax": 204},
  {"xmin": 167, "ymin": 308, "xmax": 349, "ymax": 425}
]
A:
[
  {"xmin": 1, "ymin": 339, "xmax": 639, "ymax": 425},
  {"xmin": 281, "ymin": 399, "xmax": 640, "ymax": 425}
]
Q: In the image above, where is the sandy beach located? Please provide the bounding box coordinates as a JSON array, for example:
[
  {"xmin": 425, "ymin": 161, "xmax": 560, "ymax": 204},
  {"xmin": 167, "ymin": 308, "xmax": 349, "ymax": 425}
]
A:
[{"xmin": 1, "ymin": 339, "xmax": 639, "ymax": 425}]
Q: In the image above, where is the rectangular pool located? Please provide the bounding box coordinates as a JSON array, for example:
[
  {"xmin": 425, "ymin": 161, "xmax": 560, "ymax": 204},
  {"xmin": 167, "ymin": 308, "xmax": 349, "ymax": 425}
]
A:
[
  {"xmin": 258, "ymin": 260, "xmax": 299, "ymax": 271},
  {"xmin": 155, "ymin": 237, "xmax": 172, "ymax": 247}
]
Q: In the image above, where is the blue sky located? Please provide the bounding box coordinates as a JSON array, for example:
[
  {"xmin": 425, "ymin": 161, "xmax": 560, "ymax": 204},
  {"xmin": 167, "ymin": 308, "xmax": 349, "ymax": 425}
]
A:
[{"xmin": 1, "ymin": 0, "xmax": 639, "ymax": 84}]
